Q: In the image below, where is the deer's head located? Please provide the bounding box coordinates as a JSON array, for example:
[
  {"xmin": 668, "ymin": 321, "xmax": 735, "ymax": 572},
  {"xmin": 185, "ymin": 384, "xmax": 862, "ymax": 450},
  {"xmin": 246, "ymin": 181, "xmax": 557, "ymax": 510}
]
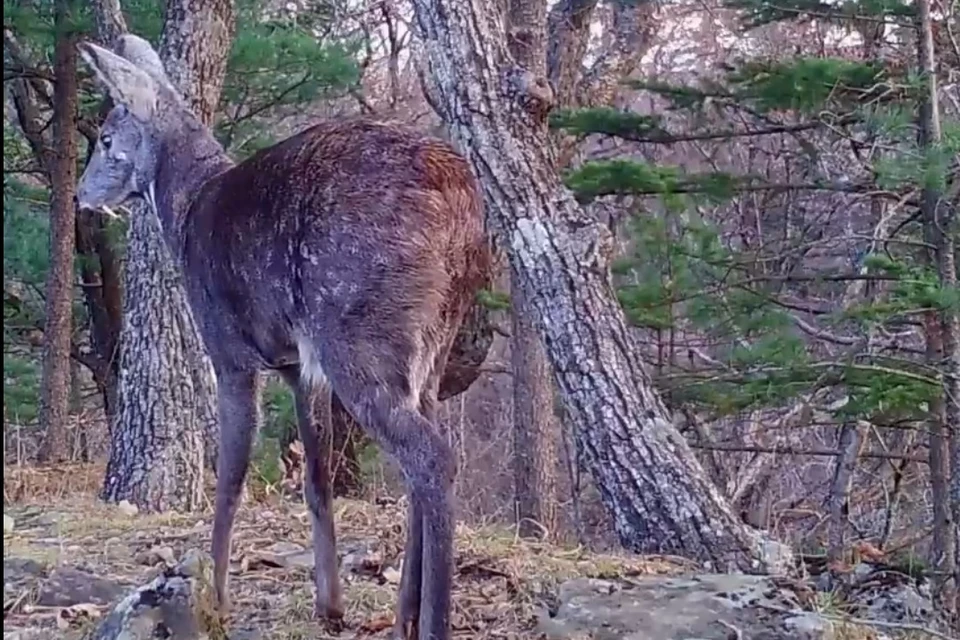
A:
[{"xmin": 76, "ymin": 35, "xmax": 183, "ymax": 214}]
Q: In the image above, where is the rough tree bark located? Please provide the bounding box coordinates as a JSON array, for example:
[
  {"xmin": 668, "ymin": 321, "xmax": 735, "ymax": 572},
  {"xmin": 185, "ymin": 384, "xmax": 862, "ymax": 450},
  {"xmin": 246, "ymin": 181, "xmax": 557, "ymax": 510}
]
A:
[
  {"xmin": 410, "ymin": 0, "xmax": 789, "ymax": 571},
  {"xmin": 96, "ymin": 0, "xmax": 232, "ymax": 512},
  {"xmin": 916, "ymin": 0, "xmax": 958, "ymax": 615},
  {"xmin": 505, "ymin": 0, "xmax": 559, "ymax": 540},
  {"xmin": 36, "ymin": 0, "xmax": 79, "ymax": 464},
  {"xmin": 826, "ymin": 421, "xmax": 866, "ymax": 566},
  {"xmin": 502, "ymin": 0, "xmax": 657, "ymax": 541}
]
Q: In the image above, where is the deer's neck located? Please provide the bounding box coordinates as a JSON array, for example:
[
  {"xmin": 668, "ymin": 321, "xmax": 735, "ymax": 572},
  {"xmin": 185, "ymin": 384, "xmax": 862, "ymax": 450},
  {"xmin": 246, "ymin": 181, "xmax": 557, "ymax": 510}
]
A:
[{"xmin": 151, "ymin": 116, "xmax": 234, "ymax": 255}]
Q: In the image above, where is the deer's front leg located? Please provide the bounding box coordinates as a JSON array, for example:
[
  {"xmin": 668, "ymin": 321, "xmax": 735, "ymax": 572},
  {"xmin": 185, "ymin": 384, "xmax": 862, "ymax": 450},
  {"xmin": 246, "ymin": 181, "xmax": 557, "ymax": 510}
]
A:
[
  {"xmin": 279, "ymin": 367, "xmax": 344, "ymax": 620},
  {"xmin": 211, "ymin": 369, "xmax": 260, "ymax": 618}
]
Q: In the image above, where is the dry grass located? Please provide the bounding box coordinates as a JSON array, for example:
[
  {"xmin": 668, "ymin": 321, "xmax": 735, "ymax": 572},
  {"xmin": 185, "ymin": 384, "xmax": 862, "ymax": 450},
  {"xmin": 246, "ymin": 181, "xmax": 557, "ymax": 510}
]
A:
[
  {"xmin": 3, "ymin": 464, "xmax": 948, "ymax": 639},
  {"xmin": 2, "ymin": 464, "xmax": 682, "ymax": 639}
]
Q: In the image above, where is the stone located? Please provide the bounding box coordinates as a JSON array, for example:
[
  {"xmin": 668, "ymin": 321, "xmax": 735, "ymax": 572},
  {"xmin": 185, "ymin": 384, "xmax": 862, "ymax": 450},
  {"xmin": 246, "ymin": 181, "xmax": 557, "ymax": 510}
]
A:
[
  {"xmin": 382, "ymin": 566, "xmax": 401, "ymax": 585},
  {"xmin": 36, "ymin": 567, "xmax": 128, "ymax": 608},
  {"xmin": 538, "ymin": 573, "xmax": 836, "ymax": 640},
  {"xmin": 116, "ymin": 500, "xmax": 139, "ymax": 517},
  {"xmin": 339, "ymin": 538, "xmax": 383, "ymax": 575},
  {"xmin": 243, "ymin": 541, "xmax": 314, "ymax": 571},
  {"xmin": 3, "ymin": 513, "xmax": 14, "ymax": 535},
  {"xmin": 135, "ymin": 545, "xmax": 176, "ymax": 567},
  {"xmin": 85, "ymin": 549, "xmax": 224, "ymax": 640}
]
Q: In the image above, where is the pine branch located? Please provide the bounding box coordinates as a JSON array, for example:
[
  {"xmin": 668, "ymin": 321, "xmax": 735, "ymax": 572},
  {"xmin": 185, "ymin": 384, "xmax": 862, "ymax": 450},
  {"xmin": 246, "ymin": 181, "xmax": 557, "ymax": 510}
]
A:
[{"xmin": 615, "ymin": 117, "xmax": 860, "ymax": 145}]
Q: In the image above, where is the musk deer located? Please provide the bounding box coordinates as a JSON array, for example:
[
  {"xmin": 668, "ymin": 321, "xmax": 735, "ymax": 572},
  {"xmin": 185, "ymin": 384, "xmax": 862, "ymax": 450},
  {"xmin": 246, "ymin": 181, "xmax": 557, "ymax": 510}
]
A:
[{"xmin": 76, "ymin": 34, "xmax": 493, "ymax": 640}]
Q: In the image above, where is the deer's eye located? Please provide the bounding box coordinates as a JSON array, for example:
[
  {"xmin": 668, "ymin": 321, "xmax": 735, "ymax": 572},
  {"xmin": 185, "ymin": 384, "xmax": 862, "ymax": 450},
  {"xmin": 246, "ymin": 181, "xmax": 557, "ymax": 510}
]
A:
[{"xmin": 100, "ymin": 134, "xmax": 113, "ymax": 150}]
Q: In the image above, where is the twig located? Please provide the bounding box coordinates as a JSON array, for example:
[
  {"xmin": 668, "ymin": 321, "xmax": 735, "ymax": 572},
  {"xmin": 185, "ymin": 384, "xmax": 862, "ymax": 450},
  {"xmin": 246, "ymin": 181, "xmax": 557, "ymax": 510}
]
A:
[{"xmin": 689, "ymin": 442, "xmax": 928, "ymax": 463}]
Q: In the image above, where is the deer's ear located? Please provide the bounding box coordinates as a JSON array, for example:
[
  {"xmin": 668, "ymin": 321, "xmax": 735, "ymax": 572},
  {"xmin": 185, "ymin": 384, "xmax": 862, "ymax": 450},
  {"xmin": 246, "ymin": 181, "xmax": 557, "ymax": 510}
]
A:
[
  {"xmin": 78, "ymin": 41, "xmax": 159, "ymax": 121},
  {"xmin": 115, "ymin": 34, "xmax": 174, "ymax": 90}
]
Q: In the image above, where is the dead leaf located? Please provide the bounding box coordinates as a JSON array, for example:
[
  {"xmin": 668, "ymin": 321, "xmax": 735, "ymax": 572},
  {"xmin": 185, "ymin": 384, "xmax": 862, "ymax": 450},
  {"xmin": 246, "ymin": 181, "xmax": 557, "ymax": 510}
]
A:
[
  {"xmin": 57, "ymin": 602, "xmax": 101, "ymax": 630},
  {"xmin": 359, "ymin": 614, "xmax": 394, "ymax": 633},
  {"xmin": 853, "ymin": 540, "xmax": 885, "ymax": 563}
]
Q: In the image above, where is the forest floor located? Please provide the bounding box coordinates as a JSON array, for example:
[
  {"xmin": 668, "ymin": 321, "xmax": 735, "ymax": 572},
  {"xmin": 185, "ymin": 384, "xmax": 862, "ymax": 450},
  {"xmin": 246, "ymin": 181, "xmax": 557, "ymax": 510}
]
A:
[
  {"xmin": 2, "ymin": 462, "xmax": 680, "ymax": 639},
  {"xmin": 2, "ymin": 463, "xmax": 947, "ymax": 640}
]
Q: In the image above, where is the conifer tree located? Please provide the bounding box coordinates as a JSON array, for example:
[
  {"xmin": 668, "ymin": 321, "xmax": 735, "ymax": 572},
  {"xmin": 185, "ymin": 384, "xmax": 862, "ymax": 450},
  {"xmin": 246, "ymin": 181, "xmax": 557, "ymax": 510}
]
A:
[{"xmin": 553, "ymin": 0, "xmax": 957, "ymax": 613}]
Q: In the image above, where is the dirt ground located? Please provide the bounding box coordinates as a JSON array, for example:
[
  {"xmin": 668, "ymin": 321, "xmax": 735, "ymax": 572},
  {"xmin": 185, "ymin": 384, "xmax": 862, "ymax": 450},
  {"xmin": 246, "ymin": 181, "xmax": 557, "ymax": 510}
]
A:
[{"xmin": 2, "ymin": 463, "xmax": 685, "ymax": 639}]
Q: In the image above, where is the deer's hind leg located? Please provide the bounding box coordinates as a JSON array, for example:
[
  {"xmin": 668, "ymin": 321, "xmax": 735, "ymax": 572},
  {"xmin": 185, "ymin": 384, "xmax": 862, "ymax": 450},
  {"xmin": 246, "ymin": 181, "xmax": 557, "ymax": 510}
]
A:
[
  {"xmin": 315, "ymin": 337, "xmax": 456, "ymax": 640},
  {"xmin": 278, "ymin": 366, "xmax": 344, "ymax": 621}
]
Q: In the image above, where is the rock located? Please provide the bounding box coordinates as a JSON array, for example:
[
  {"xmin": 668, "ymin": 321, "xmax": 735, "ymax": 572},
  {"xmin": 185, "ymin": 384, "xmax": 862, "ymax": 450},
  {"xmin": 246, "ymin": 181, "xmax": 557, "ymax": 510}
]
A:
[
  {"xmin": 3, "ymin": 630, "xmax": 59, "ymax": 640},
  {"xmin": 538, "ymin": 573, "xmax": 835, "ymax": 640},
  {"xmin": 858, "ymin": 583, "xmax": 935, "ymax": 625},
  {"xmin": 4, "ymin": 557, "xmax": 47, "ymax": 583},
  {"xmin": 86, "ymin": 548, "xmax": 225, "ymax": 640},
  {"xmin": 3, "ymin": 557, "xmax": 47, "ymax": 610},
  {"xmin": 242, "ymin": 541, "xmax": 314, "ymax": 571},
  {"xmin": 3, "ymin": 513, "xmax": 14, "ymax": 535},
  {"xmin": 783, "ymin": 613, "xmax": 831, "ymax": 635},
  {"xmin": 339, "ymin": 538, "xmax": 383, "ymax": 575},
  {"xmin": 135, "ymin": 545, "xmax": 176, "ymax": 567},
  {"xmin": 116, "ymin": 500, "xmax": 139, "ymax": 517},
  {"xmin": 36, "ymin": 567, "xmax": 128, "ymax": 608},
  {"xmin": 31, "ymin": 512, "xmax": 63, "ymax": 527},
  {"xmin": 382, "ymin": 566, "xmax": 401, "ymax": 585}
]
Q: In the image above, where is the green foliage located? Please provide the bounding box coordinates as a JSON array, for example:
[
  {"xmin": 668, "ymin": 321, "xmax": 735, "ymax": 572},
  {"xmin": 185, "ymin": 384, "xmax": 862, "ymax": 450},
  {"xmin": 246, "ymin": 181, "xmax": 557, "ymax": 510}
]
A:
[
  {"xmin": 727, "ymin": 57, "xmax": 885, "ymax": 113},
  {"xmin": 251, "ymin": 377, "xmax": 297, "ymax": 486},
  {"xmin": 563, "ymin": 160, "xmax": 683, "ymax": 201},
  {"xmin": 216, "ymin": 0, "xmax": 360, "ymax": 157},
  {"xmin": 3, "ymin": 354, "xmax": 41, "ymax": 425},
  {"xmin": 549, "ymin": 107, "xmax": 666, "ymax": 140},
  {"xmin": 843, "ymin": 254, "xmax": 960, "ymax": 321},
  {"xmin": 3, "ymin": 182, "xmax": 51, "ymax": 286},
  {"xmin": 610, "ymin": 212, "xmax": 822, "ymax": 414},
  {"xmin": 563, "ymin": 159, "xmax": 740, "ymax": 203},
  {"xmin": 477, "ymin": 288, "xmax": 511, "ymax": 311}
]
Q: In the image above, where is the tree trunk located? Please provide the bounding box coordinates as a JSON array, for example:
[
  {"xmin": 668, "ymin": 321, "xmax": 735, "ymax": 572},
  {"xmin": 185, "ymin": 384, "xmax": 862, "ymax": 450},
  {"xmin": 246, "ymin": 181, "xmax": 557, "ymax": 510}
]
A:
[
  {"xmin": 410, "ymin": 0, "xmax": 789, "ymax": 572},
  {"xmin": 75, "ymin": 204, "xmax": 123, "ymax": 426},
  {"xmin": 36, "ymin": 0, "xmax": 79, "ymax": 464},
  {"xmin": 95, "ymin": 0, "xmax": 233, "ymax": 512},
  {"xmin": 505, "ymin": 0, "xmax": 558, "ymax": 541},
  {"xmin": 826, "ymin": 421, "xmax": 866, "ymax": 566},
  {"xmin": 916, "ymin": 0, "xmax": 957, "ymax": 615},
  {"xmin": 101, "ymin": 211, "xmax": 207, "ymax": 511},
  {"xmin": 511, "ymin": 283, "xmax": 558, "ymax": 539}
]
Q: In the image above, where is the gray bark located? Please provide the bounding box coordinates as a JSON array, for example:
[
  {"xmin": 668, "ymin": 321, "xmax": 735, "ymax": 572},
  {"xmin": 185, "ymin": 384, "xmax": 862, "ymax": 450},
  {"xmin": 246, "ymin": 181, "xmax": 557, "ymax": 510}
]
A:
[
  {"xmin": 410, "ymin": 0, "xmax": 790, "ymax": 572},
  {"xmin": 826, "ymin": 421, "xmax": 866, "ymax": 565},
  {"xmin": 95, "ymin": 0, "xmax": 232, "ymax": 512},
  {"xmin": 36, "ymin": 0, "xmax": 79, "ymax": 464},
  {"xmin": 511, "ymin": 283, "xmax": 559, "ymax": 539},
  {"xmin": 506, "ymin": 0, "xmax": 559, "ymax": 540}
]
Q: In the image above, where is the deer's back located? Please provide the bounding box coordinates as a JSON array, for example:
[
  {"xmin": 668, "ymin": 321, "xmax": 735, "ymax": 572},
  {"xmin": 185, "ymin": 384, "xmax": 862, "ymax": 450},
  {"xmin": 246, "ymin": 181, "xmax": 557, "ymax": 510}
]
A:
[{"xmin": 181, "ymin": 117, "xmax": 491, "ymax": 372}]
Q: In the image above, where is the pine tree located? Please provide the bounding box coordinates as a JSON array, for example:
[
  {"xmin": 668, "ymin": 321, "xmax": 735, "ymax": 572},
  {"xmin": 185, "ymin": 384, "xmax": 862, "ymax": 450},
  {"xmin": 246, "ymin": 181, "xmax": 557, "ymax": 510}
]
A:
[{"xmin": 553, "ymin": 0, "xmax": 958, "ymax": 617}]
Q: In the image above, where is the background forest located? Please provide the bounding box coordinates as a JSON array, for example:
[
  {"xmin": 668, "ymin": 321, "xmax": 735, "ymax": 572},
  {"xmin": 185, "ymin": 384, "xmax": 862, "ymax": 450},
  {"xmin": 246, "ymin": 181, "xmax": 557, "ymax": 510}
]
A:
[{"xmin": 3, "ymin": 0, "xmax": 958, "ymax": 638}]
